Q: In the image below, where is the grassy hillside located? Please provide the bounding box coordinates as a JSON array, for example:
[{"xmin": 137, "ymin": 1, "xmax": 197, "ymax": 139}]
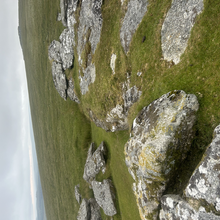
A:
[{"xmin": 19, "ymin": 0, "xmax": 220, "ymax": 219}]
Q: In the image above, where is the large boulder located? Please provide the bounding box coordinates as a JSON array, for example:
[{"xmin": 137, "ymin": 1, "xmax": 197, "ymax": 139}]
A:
[
  {"xmin": 120, "ymin": 0, "xmax": 148, "ymax": 53},
  {"xmin": 92, "ymin": 179, "xmax": 117, "ymax": 216},
  {"xmin": 184, "ymin": 124, "xmax": 220, "ymax": 213},
  {"xmin": 159, "ymin": 194, "xmax": 220, "ymax": 220},
  {"xmin": 67, "ymin": 78, "xmax": 80, "ymax": 103},
  {"xmin": 124, "ymin": 90, "xmax": 199, "ymax": 219},
  {"xmin": 51, "ymin": 62, "xmax": 67, "ymax": 100},
  {"xmin": 161, "ymin": 0, "xmax": 204, "ymax": 64},
  {"xmin": 83, "ymin": 142, "xmax": 106, "ymax": 183}
]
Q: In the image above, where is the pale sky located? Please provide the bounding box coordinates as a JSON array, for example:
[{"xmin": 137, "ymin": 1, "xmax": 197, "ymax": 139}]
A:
[{"xmin": 0, "ymin": 1, "xmax": 38, "ymax": 220}]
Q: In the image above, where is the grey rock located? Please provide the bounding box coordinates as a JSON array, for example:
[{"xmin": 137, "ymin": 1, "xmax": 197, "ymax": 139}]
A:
[
  {"xmin": 51, "ymin": 62, "xmax": 67, "ymax": 100},
  {"xmin": 79, "ymin": 63, "xmax": 96, "ymax": 95},
  {"xmin": 185, "ymin": 124, "xmax": 220, "ymax": 213},
  {"xmin": 110, "ymin": 54, "xmax": 117, "ymax": 75},
  {"xmin": 89, "ymin": 198, "xmax": 102, "ymax": 220},
  {"xmin": 57, "ymin": 13, "xmax": 62, "ymax": 21},
  {"xmin": 120, "ymin": 0, "xmax": 148, "ymax": 53},
  {"xmin": 159, "ymin": 194, "xmax": 220, "ymax": 220},
  {"xmin": 161, "ymin": 0, "xmax": 204, "ymax": 64},
  {"xmin": 60, "ymin": 0, "xmax": 68, "ymax": 27},
  {"xmin": 83, "ymin": 142, "xmax": 106, "ymax": 183},
  {"xmin": 67, "ymin": 78, "xmax": 80, "ymax": 103},
  {"xmin": 92, "ymin": 179, "xmax": 117, "ymax": 216},
  {"xmin": 124, "ymin": 90, "xmax": 199, "ymax": 219},
  {"xmin": 77, "ymin": 0, "xmax": 103, "ymax": 59},
  {"xmin": 59, "ymin": 28, "xmax": 74, "ymax": 70},
  {"xmin": 75, "ymin": 184, "xmax": 81, "ymax": 204},
  {"xmin": 77, "ymin": 199, "xmax": 90, "ymax": 220},
  {"xmin": 89, "ymin": 110, "xmax": 109, "ymax": 131},
  {"xmin": 48, "ymin": 40, "xmax": 62, "ymax": 63}
]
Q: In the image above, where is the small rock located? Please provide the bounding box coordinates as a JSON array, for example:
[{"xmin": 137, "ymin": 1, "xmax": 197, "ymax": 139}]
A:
[
  {"xmin": 83, "ymin": 142, "xmax": 106, "ymax": 183},
  {"xmin": 92, "ymin": 179, "xmax": 117, "ymax": 216},
  {"xmin": 67, "ymin": 78, "xmax": 80, "ymax": 103},
  {"xmin": 89, "ymin": 198, "xmax": 102, "ymax": 220},
  {"xmin": 77, "ymin": 199, "xmax": 90, "ymax": 220},
  {"xmin": 75, "ymin": 184, "xmax": 81, "ymax": 204},
  {"xmin": 137, "ymin": 72, "xmax": 142, "ymax": 76},
  {"xmin": 110, "ymin": 54, "xmax": 117, "ymax": 74}
]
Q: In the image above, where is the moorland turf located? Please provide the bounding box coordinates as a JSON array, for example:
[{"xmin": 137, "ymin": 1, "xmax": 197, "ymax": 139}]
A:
[{"xmin": 19, "ymin": 0, "xmax": 220, "ymax": 219}]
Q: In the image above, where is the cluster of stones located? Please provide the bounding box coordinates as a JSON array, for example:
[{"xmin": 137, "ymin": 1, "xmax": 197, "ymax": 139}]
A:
[
  {"xmin": 76, "ymin": 142, "xmax": 117, "ymax": 219},
  {"xmin": 120, "ymin": 0, "xmax": 204, "ymax": 64},
  {"xmin": 48, "ymin": 0, "xmax": 80, "ymax": 102},
  {"xmin": 124, "ymin": 90, "xmax": 220, "ymax": 219}
]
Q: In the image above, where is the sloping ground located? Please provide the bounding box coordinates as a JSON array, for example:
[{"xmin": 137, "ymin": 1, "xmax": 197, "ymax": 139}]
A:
[{"xmin": 19, "ymin": 0, "xmax": 220, "ymax": 219}]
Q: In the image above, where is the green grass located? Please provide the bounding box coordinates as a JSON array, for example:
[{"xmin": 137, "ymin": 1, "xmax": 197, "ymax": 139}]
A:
[{"xmin": 19, "ymin": 0, "xmax": 220, "ymax": 219}]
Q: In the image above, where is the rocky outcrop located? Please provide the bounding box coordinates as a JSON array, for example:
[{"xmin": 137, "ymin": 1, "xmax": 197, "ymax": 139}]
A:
[
  {"xmin": 75, "ymin": 184, "xmax": 81, "ymax": 204},
  {"xmin": 92, "ymin": 179, "xmax": 117, "ymax": 216},
  {"xmin": 184, "ymin": 124, "xmax": 220, "ymax": 213},
  {"xmin": 124, "ymin": 90, "xmax": 199, "ymax": 219},
  {"xmin": 160, "ymin": 194, "xmax": 220, "ymax": 220},
  {"xmin": 48, "ymin": 40, "xmax": 62, "ymax": 63},
  {"xmin": 79, "ymin": 64, "xmax": 96, "ymax": 95},
  {"xmin": 83, "ymin": 142, "xmax": 106, "ymax": 183},
  {"xmin": 161, "ymin": 0, "xmax": 204, "ymax": 64},
  {"xmin": 67, "ymin": 78, "xmax": 80, "ymax": 103},
  {"xmin": 51, "ymin": 62, "xmax": 67, "ymax": 100},
  {"xmin": 120, "ymin": 0, "xmax": 148, "ymax": 53}
]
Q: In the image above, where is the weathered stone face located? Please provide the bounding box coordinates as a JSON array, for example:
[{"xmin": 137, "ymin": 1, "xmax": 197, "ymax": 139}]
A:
[
  {"xmin": 185, "ymin": 125, "xmax": 220, "ymax": 213},
  {"xmin": 120, "ymin": 0, "xmax": 148, "ymax": 53},
  {"xmin": 48, "ymin": 40, "xmax": 62, "ymax": 63},
  {"xmin": 124, "ymin": 90, "xmax": 199, "ymax": 219},
  {"xmin": 51, "ymin": 62, "xmax": 67, "ymax": 100},
  {"xmin": 159, "ymin": 194, "xmax": 220, "ymax": 220},
  {"xmin": 77, "ymin": 199, "xmax": 91, "ymax": 220},
  {"xmin": 161, "ymin": 0, "xmax": 204, "ymax": 64},
  {"xmin": 92, "ymin": 179, "xmax": 117, "ymax": 216},
  {"xmin": 67, "ymin": 78, "xmax": 80, "ymax": 103},
  {"xmin": 89, "ymin": 198, "xmax": 102, "ymax": 220},
  {"xmin": 75, "ymin": 184, "xmax": 81, "ymax": 204},
  {"xmin": 83, "ymin": 142, "xmax": 106, "ymax": 183}
]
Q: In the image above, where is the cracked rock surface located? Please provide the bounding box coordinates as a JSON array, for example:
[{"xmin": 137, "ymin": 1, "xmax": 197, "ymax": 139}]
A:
[
  {"xmin": 120, "ymin": 0, "xmax": 148, "ymax": 53},
  {"xmin": 124, "ymin": 90, "xmax": 199, "ymax": 219},
  {"xmin": 67, "ymin": 78, "xmax": 80, "ymax": 103},
  {"xmin": 161, "ymin": 0, "xmax": 204, "ymax": 64}
]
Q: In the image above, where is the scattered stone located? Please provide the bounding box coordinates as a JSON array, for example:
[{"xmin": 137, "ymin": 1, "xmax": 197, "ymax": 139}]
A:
[
  {"xmin": 161, "ymin": 0, "xmax": 204, "ymax": 64},
  {"xmin": 137, "ymin": 72, "xmax": 142, "ymax": 77},
  {"xmin": 57, "ymin": 13, "xmax": 62, "ymax": 21},
  {"xmin": 67, "ymin": 78, "xmax": 80, "ymax": 103},
  {"xmin": 89, "ymin": 198, "xmax": 102, "ymax": 220},
  {"xmin": 92, "ymin": 179, "xmax": 117, "ymax": 216},
  {"xmin": 77, "ymin": 199, "xmax": 90, "ymax": 220},
  {"xmin": 51, "ymin": 62, "xmax": 67, "ymax": 100},
  {"xmin": 185, "ymin": 124, "xmax": 220, "ymax": 213},
  {"xmin": 160, "ymin": 194, "xmax": 220, "ymax": 220},
  {"xmin": 110, "ymin": 54, "xmax": 117, "ymax": 74},
  {"xmin": 124, "ymin": 90, "xmax": 199, "ymax": 219},
  {"xmin": 83, "ymin": 142, "xmax": 106, "ymax": 183},
  {"xmin": 77, "ymin": 0, "xmax": 103, "ymax": 58},
  {"xmin": 79, "ymin": 64, "xmax": 96, "ymax": 95},
  {"xmin": 75, "ymin": 184, "xmax": 82, "ymax": 204},
  {"xmin": 48, "ymin": 40, "xmax": 62, "ymax": 63},
  {"xmin": 120, "ymin": 0, "xmax": 148, "ymax": 53}
]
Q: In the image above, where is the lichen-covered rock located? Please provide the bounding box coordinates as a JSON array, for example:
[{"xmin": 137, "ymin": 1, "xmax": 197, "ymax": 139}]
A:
[
  {"xmin": 59, "ymin": 28, "xmax": 74, "ymax": 70},
  {"xmin": 77, "ymin": 199, "xmax": 90, "ymax": 220},
  {"xmin": 120, "ymin": 0, "xmax": 148, "ymax": 53},
  {"xmin": 124, "ymin": 90, "xmax": 199, "ymax": 219},
  {"xmin": 75, "ymin": 184, "xmax": 81, "ymax": 204},
  {"xmin": 48, "ymin": 40, "xmax": 62, "ymax": 63},
  {"xmin": 67, "ymin": 78, "xmax": 80, "ymax": 103},
  {"xmin": 185, "ymin": 124, "xmax": 220, "ymax": 213},
  {"xmin": 89, "ymin": 198, "xmax": 102, "ymax": 220},
  {"xmin": 161, "ymin": 0, "xmax": 204, "ymax": 64},
  {"xmin": 92, "ymin": 179, "xmax": 117, "ymax": 216},
  {"xmin": 79, "ymin": 64, "xmax": 96, "ymax": 95},
  {"xmin": 159, "ymin": 194, "xmax": 220, "ymax": 220},
  {"xmin": 51, "ymin": 62, "xmax": 67, "ymax": 100},
  {"xmin": 77, "ymin": 0, "xmax": 103, "ymax": 58},
  {"xmin": 83, "ymin": 142, "xmax": 106, "ymax": 183}
]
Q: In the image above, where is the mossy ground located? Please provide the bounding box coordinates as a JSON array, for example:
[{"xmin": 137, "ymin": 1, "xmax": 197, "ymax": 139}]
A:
[{"xmin": 19, "ymin": 0, "xmax": 220, "ymax": 219}]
